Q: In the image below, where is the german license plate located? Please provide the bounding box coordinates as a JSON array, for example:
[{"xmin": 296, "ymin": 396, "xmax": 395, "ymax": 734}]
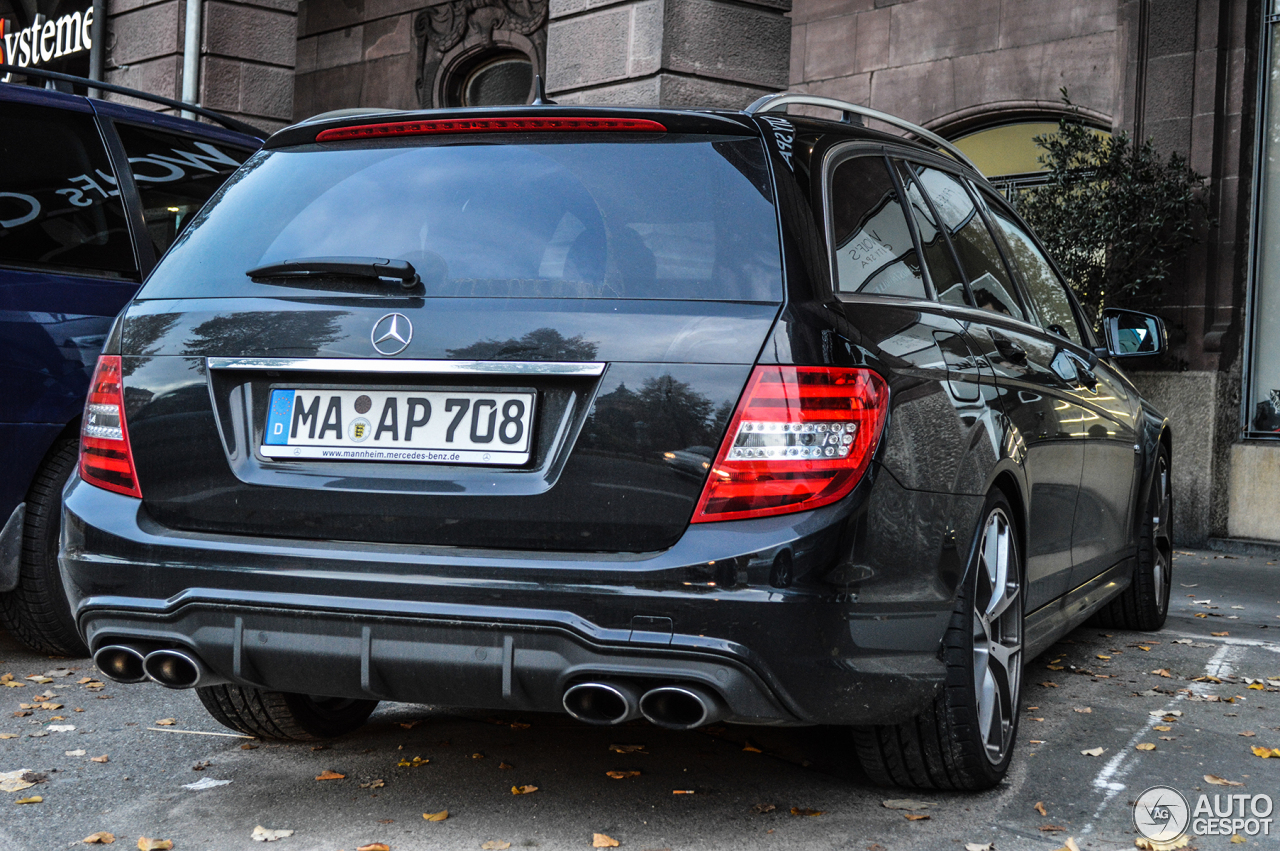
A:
[{"xmin": 260, "ymin": 388, "xmax": 536, "ymax": 465}]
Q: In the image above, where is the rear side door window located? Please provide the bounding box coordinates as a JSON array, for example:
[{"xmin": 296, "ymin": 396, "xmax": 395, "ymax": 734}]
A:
[
  {"xmin": 987, "ymin": 207, "xmax": 1085, "ymax": 346},
  {"xmin": 114, "ymin": 123, "xmax": 253, "ymax": 256},
  {"xmin": 0, "ymin": 101, "xmax": 137, "ymax": 278},
  {"xmin": 892, "ymin": 160, "xmax": 968, "ymax": 306},
  {"xmin": 827, "ymin": 154, "xmax": 928, "ymax": 299},
  {"xmin": 912, "ymin": 165, "xmax": 1025, "ymax": 320}
]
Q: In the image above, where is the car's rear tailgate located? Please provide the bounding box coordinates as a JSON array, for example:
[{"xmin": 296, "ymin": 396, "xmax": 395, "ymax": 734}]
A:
[{"xmin": 120, "ymin": 297, "xmax": 778, "ymax": 552}]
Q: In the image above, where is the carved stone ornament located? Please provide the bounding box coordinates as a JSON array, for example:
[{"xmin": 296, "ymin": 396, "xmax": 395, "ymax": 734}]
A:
[{"xmin": 414, "ymin": 0, "xmax": 548, "ymax": 108}]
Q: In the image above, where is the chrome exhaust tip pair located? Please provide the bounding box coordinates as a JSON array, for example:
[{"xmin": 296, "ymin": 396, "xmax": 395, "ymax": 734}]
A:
[
  {"xmin": 562, "ymin": 681, "xmax": 725, "ymax": 730},
  {"xmin": 92, "ymin": 644, "xmax": 216, "ymax": 689}
]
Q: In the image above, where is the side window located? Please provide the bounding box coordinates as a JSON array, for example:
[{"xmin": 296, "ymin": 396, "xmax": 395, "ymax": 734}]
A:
[
  {"xmin": 0, "ymin": 101, "xmax": 137, "ymax": 277},
  {"xmin": 989, "ymin": 209, "xmax": 1084, "ymax": 346},
  {"xmin": 915, "ymin": 166, "xmax": 1025, "ymax": 320},
  {"xmin": 114, "ymin": 124, "xmax": 252, "ymax": 256},
  {"xmin": 894, "ymin": 161, "xmax": 969, "ymax": 306},
  {"xmin": 828, "ymin": 154, "xmax": 928, "ymax": 299}
]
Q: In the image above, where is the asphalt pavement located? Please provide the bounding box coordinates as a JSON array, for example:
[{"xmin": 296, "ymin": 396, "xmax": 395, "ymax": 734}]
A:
[{"xmin": 1, "ymin": 548, "xmax": 1278, "ymax": 851}]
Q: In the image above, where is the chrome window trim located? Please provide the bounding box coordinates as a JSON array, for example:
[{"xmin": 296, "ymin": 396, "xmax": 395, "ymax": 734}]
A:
[{"xmin": 206, "ymin": 357, "xmax": 606, "ymax": 377}]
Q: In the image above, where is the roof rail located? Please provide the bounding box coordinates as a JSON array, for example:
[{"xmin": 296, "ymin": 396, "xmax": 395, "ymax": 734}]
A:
[
  {"xmin": 0, "ymin": 64, "xmax": 263, "ymax": 137},
  {"xmin": 745, "ymin": 92, "xmax": 980, "ymax": 174}
]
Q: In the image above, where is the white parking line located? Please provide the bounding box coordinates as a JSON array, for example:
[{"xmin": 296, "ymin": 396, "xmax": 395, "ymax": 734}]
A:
[{"xmin": 1078, "ymin": 642, "xmax": 1242, "ymax": 836}]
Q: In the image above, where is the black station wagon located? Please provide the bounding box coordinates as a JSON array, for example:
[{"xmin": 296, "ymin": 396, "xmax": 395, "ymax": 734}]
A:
[{"xmin": 64, "ymin": 92, "xmax": 1173, "ymax": 790}]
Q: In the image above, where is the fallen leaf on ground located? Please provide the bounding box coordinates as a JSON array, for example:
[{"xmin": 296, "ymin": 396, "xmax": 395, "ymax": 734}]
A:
[
  {"xmin": 1212, "ymin": 632, "xmax": 1230, "ymax": 637},
  {"xmin": 1232, "ymin": 835, "xmax": 1247, "ymax": 843},
  {"xmin": 591, "ymin": 835, "xmax": 618, "ymax": 848},
  {"xmin": 250, "ymin": 826, "xmax": 294, "ymax": 842},
  {"xmin": 742, "ymin": 742, "xmax": 762, "ymax": 753},
  {"xmin": 1153, "ymin": 725, "xmax": 1171, "ymax": 731},
  {"xmin": 498, "ymin": 762, "xmax": 513, "ymax": 770},
  {"xmin": 672, "ymin": 790, "xmax": 694, "ymax": 795},
  {"xmin": 1081, "ymin": 747, "xmax": 1106, "ymax": 756},
  {"xmin": 82, "ymin": 832, "xmax": 115, "ymax": 844},
  {"xmin": 904, "ymin": 813, "xmax": 930, "ymax": 821},
  {"xmin": 509, "ymin": 721, "xmax": 531, "ymax": 730},
  {"xmin": 471, "ymin": 753, "xmax": 485, "ymax": 759},
  {"xmin": 1152, "ymin": 669, "xmax": 1173, "ymax": 678},
  {"xmin": 608, "ymin": 744, "xmax": 646, "ymax": 754},
  {"xmin": 483, "ymin": 842, "xmax": 512, "ymax": 851},
  {"xmin": 14, "ymin": 795, "xmax": 41, "ymax": 804},
  {"xmin": 882, "ymin": 799, "xmax": 937, "ymax": 810},
  {"xmin": 359, "ymin": 779, "xmax": 385, "ymax": 789},
  {"xmin": 1035, "ymin": 801, "xmax": 1047, "ymax": 816},
  {"xmin": 1251, "ymin": 746, "xmax": 1280, "ymax": 758},
  {"xmin": 154, "ymin": 718, "xmax": 176, "ymax": 726},
  {"xmin": 1097, "ymin": 655, "xmax": 1111, "ymax": 660},
  {"xmin": 396, "ymin": 757, "xmax": 428, "ymax": 768},
  {"xmin": 1039, "ymin": 682, "xmax": 1059, "ymax": 688},
  {"xmin": 1205, "ymin": 774, "xmax": 1243, "ymax": 786},
  {"xmin": 752, "ymin": 803, "xmax": 776, "ymax": 813},
  {"xmin": 1073, "ymin": 707, "xmax": 1092, "ymax": 714},
  {"xmin": 606, "ymin": 770, "xmax": 640, "ymax": 779},
  {"xmin": 1058, "ymin": 839, "xmax": 1082, "ymax": 851},
  {"xmin": 25, "ymin": 676, "xmax": 52, "ymax": 683},
  {"xmin": 1040, "ymin": 825, "xmax": 1066, "ymax": 832},
  {"xmin": 136, "ymin": 839, "xmax": 171, "ymax": 851},
  {"xmin": 1174, "ymin": 639, "xmax": 1193, "ymax": 645},
  {"xmin": 240, "ymin": 743, "xmax": 258, "ymax": 750},
  {"xmin": 397, "ymin": 720, "xmax": 421, "ymax": 730},
  {"xmin": 790, "ymin": 807, "xmax": 823, "ymax": 816},
  {"xmin": 356, "ymin": 845, "xmax": 390, "ymax": 851},
  {"xmin": 1240, "ymin": 731, "xmax": 1256, "ymax": 737},
  {"xmin": 191, "ymin": 761, "xmax": 209, "ymax": 771},
  {"xmin": 91, "ymin": 755, "xmax": 109, "ymax": 763},
  {"xmin": 511, "ymin": 785, "xmax": 538, "ymax": 795},
  {"xmin": 965, "ymin": 844, "xmax": 993, "ymax": 851},
  {"xmin": 0, "ymin": 734, "xmax": 16, "ymax": 739},
  {"xmin": 1135, "ymin": 743, "xmax": 1156, "ymax": 751},
  {"xmin": 1047, "ymin": 665, "xmax": 1064, "ymax": 671},
  {"xmin": 423, "ymin": 810, "xmax": 448, "ymax": 821},
  {"xmin": 315, "ymin": 770, "xmax": 345, "ymax": 781}
]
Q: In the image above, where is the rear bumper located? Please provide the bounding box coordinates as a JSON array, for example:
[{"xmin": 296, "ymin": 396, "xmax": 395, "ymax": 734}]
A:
[{"xmin": 60, "ymin": 472, "xmax": 970, "ymax": 726}]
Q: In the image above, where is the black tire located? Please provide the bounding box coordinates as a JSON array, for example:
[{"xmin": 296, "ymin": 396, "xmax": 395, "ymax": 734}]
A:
[
  {"xmin": 0, "ymin": 437, "xmax": 88, "ymax": 657},
  {"xmin": 1094, "ymin": 445, "xmax": 1172, "ymax": 631},
  {"xmin": 196, "ymin": 684, "xmax": 378, "ymax": 741},
  {"xmin": 852, "ymin": 490, "xmax": 1024, "ymax": 790}
]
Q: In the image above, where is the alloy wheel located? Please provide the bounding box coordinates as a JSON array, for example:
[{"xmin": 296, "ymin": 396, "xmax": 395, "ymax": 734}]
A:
[
  {"xmin": 1151, "ymin": 454, "xmax": 1173, "ymax": 615},
  {"xmin": 971, "ymin": 507, "xmax": 1022, "ymax": 766}
]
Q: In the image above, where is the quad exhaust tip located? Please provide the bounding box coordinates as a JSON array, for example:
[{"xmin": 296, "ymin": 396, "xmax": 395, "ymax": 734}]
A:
[
  {"xmin": 639, "ymin": 684, "xmax": 725, "ymax": 730},
  {"xmin": 92, "ymin": 644, "xmax": 148, "ymax": 684},
  {"xmin": 562, "ymin": 681, "xmax": 641, "ymax": 725}
]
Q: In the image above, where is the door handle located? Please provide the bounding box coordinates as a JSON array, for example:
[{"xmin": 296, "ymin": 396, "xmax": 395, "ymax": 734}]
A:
[{"xmin": 991, "ymin": 334, "xmax": 1027, "ymax": 364}]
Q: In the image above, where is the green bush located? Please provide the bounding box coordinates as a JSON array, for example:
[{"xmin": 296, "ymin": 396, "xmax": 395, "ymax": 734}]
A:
[{"xmin": 1018, "ymin": 92, "xmax": 1210, "ymax": 325}]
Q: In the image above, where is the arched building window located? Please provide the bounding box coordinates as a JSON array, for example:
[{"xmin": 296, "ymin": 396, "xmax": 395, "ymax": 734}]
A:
[
  {"xmin": 930, "ymin": 104, "xmax": 1112, "ymax": 206},
  {"xmin": 415, "ymin": 0, "xmax": 548, "ymax": 109}
]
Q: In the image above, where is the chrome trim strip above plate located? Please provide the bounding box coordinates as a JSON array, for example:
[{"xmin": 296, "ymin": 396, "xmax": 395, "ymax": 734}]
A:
[{"xmin": 206, "ymin": 357, "xmax": 607, "ymax": 377}]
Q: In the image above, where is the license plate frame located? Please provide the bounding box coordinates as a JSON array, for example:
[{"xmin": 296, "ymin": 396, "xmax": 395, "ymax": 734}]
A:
[{"xmin": 259, "ymin": 385, "xmax": 537, "ymax": 466}]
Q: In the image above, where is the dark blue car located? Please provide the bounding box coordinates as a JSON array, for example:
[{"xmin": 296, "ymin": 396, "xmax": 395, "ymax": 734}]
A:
[{"xmin": 0, "ymin": 74, "xmax": 261, "ymax": 655}]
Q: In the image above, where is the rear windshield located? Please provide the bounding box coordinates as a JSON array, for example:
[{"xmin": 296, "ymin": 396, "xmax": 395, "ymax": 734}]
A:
[{"xmin": 138, "ymin": 135, "xmax": 783, "ymax": 301}]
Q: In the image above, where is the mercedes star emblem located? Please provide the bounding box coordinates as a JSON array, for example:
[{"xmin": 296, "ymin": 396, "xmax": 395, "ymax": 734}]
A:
[{"xmin": 371, "ymin": 313, "xmax": 412, "ymax": 356}]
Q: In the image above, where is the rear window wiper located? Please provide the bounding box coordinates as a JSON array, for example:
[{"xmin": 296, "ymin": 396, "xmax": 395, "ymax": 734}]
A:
[{"xmin": 247, "ymin": 256, "xmax": 419, "ymax": 289}]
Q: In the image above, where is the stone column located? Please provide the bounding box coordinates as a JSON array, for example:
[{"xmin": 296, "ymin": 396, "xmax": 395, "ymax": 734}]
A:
[
  {"xmin": 103, "ymin": 0, "xmax": 297, "ymax": 132},
  {"xmin": 545, "ymin": 0, "xmax": 790, "ymax": 108}
]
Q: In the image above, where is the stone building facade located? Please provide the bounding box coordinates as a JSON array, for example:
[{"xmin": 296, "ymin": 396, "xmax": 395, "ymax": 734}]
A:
[{"xmin": 4, "ymin": 0, "xmax": 1274, "ymax": 546}]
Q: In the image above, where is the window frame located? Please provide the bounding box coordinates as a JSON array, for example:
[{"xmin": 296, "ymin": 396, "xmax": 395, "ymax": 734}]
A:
[
  {"xmin": 0, "ymin": 93, "xmax": 144, "ymax": 281},
  {"xmin": 973, "ymin": 180, "xmax": 1100, "ymax": 352},
  {"xmin": 107, "ymin": 116, "xmax": 256, "ymax": 264},
  {"xmin": 819, "ymin": 141, "xmax": 937, "ymax": 304}
]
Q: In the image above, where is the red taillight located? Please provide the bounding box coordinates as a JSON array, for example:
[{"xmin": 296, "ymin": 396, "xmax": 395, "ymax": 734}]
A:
[
  {"xmin": 691, "ymin": 366, "xmax": 889, "ymax": 523},
  {"xmin": 315, "ymin": 116, "xmax": 668, "ymax": 143},
  {"xmin": 79, "ymin": 355, "xmax": 142, "ymax": 498}
]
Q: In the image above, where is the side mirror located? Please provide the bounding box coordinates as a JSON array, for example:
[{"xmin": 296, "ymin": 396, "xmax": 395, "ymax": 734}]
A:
[{"xmin": 1099, "ymin": 308, "xmax": 1166, "ymax": 358}]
